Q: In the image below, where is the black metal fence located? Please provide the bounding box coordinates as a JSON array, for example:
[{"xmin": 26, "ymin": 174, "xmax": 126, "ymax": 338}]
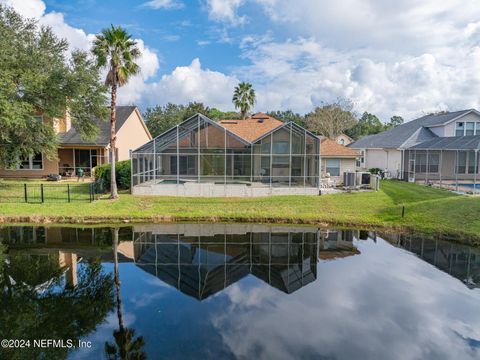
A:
[{"xmin": 0, "ymin": 181, "xmax": 104, "ymax": 203}]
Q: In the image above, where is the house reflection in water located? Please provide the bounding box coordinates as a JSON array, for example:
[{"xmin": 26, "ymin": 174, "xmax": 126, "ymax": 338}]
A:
[
  {"xmin": 132, "ymin": 224, "xmax": 360, "ymax": 300},
  {"xmin": 384, "ymin": 233, "xmax": 480, "ymax": 289}
]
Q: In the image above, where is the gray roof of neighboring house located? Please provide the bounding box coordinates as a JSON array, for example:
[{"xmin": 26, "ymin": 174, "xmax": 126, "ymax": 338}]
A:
[
  {"xmin": 408, "ymin": 135, "xmax": 480, "ymax": 150},
  {"xmin": 59, "ymin": 106, "xmax": 137, "ymax": 146},
  {"xmin": 349, "ymin": 109, "xmax": 476, "ymax": 149}
]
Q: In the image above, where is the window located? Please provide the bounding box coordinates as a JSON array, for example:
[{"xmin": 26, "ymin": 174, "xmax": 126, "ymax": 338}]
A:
[
  {"xmin": 33, "ymin": 115, "xmax": 43, "ymax": 123},
  {"xmin": 456, "ymin": 152, "xmax": 467, "ymax": 174},
  {"xmin": 356, "ymin": 151, "xmax": 365, "ymax": 168},
  {"xmin": 326, "ymin": 159, "xmax": 340, "ymax": 176},
  {"xmin": 466, "ymin": 122, "xmax": 475, "ymax": 136},
  {"xmin": 339, "ymin": 139, "xmax": 345, "ymax": 145},
  {"xmin": 18, "ymin": 153, "xmax": 43, "ymax": 170},
  {"xmin": 477, "ymin": 122, "xmax": 480, "ymax": 135},
  {"xmin": 455, "ymin": 122, "xmax": 464, "ymax": 136}
]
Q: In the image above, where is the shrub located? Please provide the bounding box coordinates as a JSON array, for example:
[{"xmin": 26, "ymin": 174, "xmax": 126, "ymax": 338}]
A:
[
  {"xmin": 94, "ymin": 160, "xmax": 131, "ymax": 191},
  {"xmin": 368, "ymin": 168, "xmax": 382, "ymax": 175}
]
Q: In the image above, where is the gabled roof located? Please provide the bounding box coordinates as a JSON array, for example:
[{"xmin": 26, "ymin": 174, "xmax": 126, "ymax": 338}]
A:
[
  {"xmin": 349, "ymin": 109, "xmax": 477, "ymax": 149},
  {"xmin": 59, "ymin": 106, "xmax": 138, "ymax": 146},
  {"xmin": 218, "ymin": 112, "xmax": 283, "ymax": 142},
  {"xmin": 320, "ymin": 138, "xmax": 359, "ymax": 158},
  {"xmin": 408, "ymin": 135, "xmax": 480, "ymax": 151},
  {"xmin": 400, "ymin": 127, "xmax": 438, "ymax": 148}
]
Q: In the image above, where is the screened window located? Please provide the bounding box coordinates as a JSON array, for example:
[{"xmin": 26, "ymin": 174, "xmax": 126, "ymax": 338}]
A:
[
  {"xmin": 466, "ymin": 122, "xmax": 475, "ymax": 136},
  {"xmin": 428, "ymin": 153, "xmax": 439, "ymax": 173},
  {"xmin": 456, "ymin": 152, "xmax": 467, "ymax": 174},
  {"xmin": 468, "ymin": 151, "xmax": 477, "ymax": 174},
  {"xmin": 455, "ymin": 122, "xmax": 464, "ymax": 136},
  {"xmin": 415, "ymin": 154, "xmax": 427, "ymax": 173},
  {"xmin": 326, "ymin": 159, "xmax": 340, "ymax": 176},
  {"xmin": 272, "ymin": 141, "xmax": 289, "ymax": 154}
]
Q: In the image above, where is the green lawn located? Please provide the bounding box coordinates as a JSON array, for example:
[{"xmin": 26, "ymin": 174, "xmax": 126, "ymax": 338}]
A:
[{"xmin": 0, "ymin": 180, "xmax": 479, "ymax": 244}]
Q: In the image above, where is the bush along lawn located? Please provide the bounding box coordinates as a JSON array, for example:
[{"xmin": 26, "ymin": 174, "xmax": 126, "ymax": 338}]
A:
[
  {"xmin": 0, "ymin": 180, "xmax": 478, "ymax": 245},
  {"xmin": 94, "ymin": 160, "xmax": 131, "ymax": 191}
]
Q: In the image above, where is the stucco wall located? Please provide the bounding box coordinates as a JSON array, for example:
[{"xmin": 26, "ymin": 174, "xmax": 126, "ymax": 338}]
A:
[
  {"xmin": 364, "ymin": 149, "xmax": 402, "ymax": 177},
  {"xmin": 116, "ymin": 110, "xmax": 151, "ymax": 161},
  {"xmin": 321, "ymin": 157, "xmax": 356, "ymax": 184}
]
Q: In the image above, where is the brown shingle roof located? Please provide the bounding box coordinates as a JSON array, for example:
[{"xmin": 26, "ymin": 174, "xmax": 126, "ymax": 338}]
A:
[
  {"xmin": 218, "ymin": 113, "xmax": 283, "ymax": 143},
  {"xmin": 320, "ymin": 138, "xmax": 360, "ymax": 157}
]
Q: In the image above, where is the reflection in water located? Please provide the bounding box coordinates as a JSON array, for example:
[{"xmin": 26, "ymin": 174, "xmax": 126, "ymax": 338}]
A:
[
  {"xmin": 384, "ymin": 233, "xmax": 480, "ymax": 289},
  {"xmin": 105, "ymin": 228, "xmax": 146, "ymax": 360},
  {"xmin": 0, "ymin": 224, "xmax": 480, "ymax": 359}
]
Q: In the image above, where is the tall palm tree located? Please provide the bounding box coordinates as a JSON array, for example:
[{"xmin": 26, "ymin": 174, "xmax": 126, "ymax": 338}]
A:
[
  {"xmin": 92, "ymin": 25, "xmax": 140, "ymax": 199},
  {"xmin": 232, "ymin": 82, "xmax": 256, "ymax": 119}
]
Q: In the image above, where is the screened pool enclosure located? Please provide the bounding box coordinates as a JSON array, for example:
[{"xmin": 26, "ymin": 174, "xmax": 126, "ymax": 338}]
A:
[{"xmin": 132, "ymin": 114, "xmax": 321, "ymax": 196}]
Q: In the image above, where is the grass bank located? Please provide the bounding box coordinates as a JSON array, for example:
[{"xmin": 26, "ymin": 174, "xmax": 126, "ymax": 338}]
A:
[{"xmin": 0, "ymin": 180, "xmax": 478, "ymax": 244}]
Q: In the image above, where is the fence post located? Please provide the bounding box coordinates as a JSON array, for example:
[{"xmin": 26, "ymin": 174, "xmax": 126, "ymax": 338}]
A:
[
  {"xmin": 41, "ymin": 184, "xmax": 44, "ymax": 203},
  {"xmin": 67, "ymin": 184, "xmax": 71, "ymax": 203},
  {"xmin": 24, "ymin": 183, "xmax": 27, "ymax": 203},
  {"xmin": 90, "ymin": 183, "xmax": 93, "ymax": 202}
]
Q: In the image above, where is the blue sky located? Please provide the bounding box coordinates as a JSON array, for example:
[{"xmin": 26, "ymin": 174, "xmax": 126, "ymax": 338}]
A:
[{"xmin": 3, "ymin": 0, "xmax": 480, "ymax": 121}]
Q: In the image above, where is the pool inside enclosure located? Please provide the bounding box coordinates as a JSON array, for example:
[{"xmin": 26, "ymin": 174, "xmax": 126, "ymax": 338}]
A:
[{"xmin": 131, "ymin": 114, "xmax": 321, "ymax": 191}]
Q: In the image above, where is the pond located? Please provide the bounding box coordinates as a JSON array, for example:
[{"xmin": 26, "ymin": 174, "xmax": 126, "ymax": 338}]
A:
[{"xmin": 0, "ymin": 224, "xmax": 479, "ymax": 359}]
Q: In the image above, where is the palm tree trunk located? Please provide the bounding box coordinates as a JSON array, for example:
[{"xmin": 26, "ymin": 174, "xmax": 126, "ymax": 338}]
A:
[
  {"xmin": 112, "ymin": 228, "xmax": 124, "ymax": 331},
  {"xmin": 110, "ymin": 83, "xmax": 118, "ymax": 199}
]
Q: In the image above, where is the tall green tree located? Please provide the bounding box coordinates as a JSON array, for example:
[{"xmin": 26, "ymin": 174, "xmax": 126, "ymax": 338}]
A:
[
  {"xmin": 232, "ymin": 82, "xmax": 256, "ymax": 119},
  {"xmin": 304, "ymin": 99, "xmax": 356, "ymax": 138},
  {"xmin": 144, "ymin": 103, "xmax": 186, "ymax": 137},
  {"xmin": 208, "ymin": 108, "xmax": 242, "ymax": 120},
  {"xmin": 92, "ymin": 25, "xmax": 140, "ymax": 199},
  {"xmin": 384, "ymin": 115, "xmax": 404, "ymax": 130},
  {"xmin": 345, "ymin": 112, "xmax": 385, "ymax": 140},
  {"xmin": 0, "ymin": 5, "xmax": 108, "ymax": 168},
  {"xmin": 267, "ymin": 110, "xmax": 305, "ymax": 126},
  {"xmin": 183, "ymin": 101, "xmax": 211, "ymax": 120}
]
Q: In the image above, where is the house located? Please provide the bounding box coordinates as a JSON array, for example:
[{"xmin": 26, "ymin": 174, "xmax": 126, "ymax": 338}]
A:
[
  {"xmin": 131, "ymin": 112, "xmax": 321, "ymax": 197},
  {"xmin": 349, "ymin": 109, "xmax": 480, "ymax": 179},
  {"xmin": 0, "ymin": 106, "xmax": 151, "ymax": 179},
  {"xmin": 320, "ymin": 138, "xmax": 359, "ymax": 185}
]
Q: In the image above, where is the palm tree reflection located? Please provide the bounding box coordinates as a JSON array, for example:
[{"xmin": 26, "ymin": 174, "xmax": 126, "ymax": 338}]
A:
[{"xmin": 105, "ymin": 228, "xmax": 146, "ymax": 360}]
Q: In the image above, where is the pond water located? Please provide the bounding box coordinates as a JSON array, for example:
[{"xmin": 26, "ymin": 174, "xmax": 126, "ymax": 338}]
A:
[{"xmin": 0, "ymin": 224, "xmax": 479, "ymax": 360}]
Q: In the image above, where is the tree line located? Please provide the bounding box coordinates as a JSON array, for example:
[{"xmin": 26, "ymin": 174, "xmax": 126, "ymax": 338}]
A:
[{"xmin": 143, "ymin": 98, "xmax": 404, "ymax": 140}]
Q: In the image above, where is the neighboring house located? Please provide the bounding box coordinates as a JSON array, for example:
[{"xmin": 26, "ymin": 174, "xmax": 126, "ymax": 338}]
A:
[
  {"xmin": 320, "ymin": 138, "xmax": 359, "ymax": 185},
  {"xmin": 131, "ymin": 112, "xmax": 321, "ymax": 197},
  {"xmin": 349, "ymin": 109, "xmax": 480, "ymax": 179},
  {"xmin": 0, "ymin": 106, "xmax": 151, "ymax": 179},
  {"xmin": 335, "ymin": 134, "xmax": 353, "ymax": 146}
]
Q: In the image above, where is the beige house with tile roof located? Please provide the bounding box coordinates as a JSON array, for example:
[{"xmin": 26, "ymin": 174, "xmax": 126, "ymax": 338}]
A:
[{"xmin": 0, "ymin": 106, "xmax": 151, "ymax": 179}]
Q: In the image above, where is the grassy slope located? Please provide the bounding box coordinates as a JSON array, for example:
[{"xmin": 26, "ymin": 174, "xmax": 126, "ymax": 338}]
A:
[{"xmin": 0, "ymin": 180, "xmax": 479, "ymax": 241}]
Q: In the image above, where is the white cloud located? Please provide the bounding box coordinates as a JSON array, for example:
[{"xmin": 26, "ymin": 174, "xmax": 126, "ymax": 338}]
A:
[
  {"xmin": 204, "ymin": 0, "xmax": 247, "ymax": 26},
  {"xmin": 1, "ymin": 0, "xmax": 45, "ymax": 19},
  {"xmin": 141, "ymin": 0, "xmax": 184, "ymax": 10},
  {"xmin": 145, "ymin": 58, "xmax": 239, "ymax": 110},
  {"xmin": 234, "ymin": 36, "xmax": 480, "ymax": 120}
]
